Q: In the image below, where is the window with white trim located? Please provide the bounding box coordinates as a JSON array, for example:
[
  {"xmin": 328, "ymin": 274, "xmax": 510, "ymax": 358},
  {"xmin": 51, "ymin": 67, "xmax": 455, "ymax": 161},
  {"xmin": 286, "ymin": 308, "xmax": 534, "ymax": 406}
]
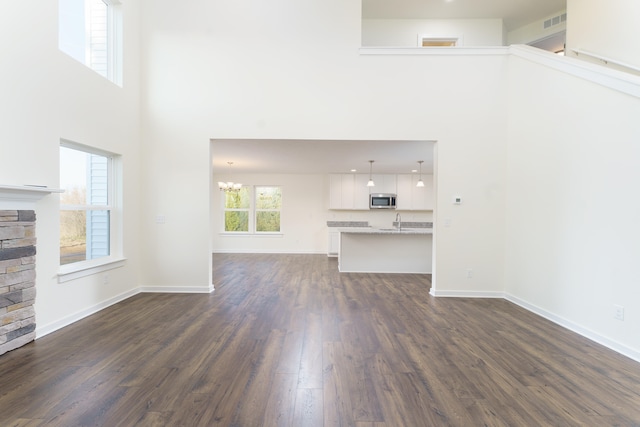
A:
[
  {"xmin": 58, "ymin": 0, "xmax": 123, "ymax": 85},
  {"xmin": 223, "ymin": 186, "xmax": 282, "ymax": 233},
  {"xmin": 60, "ymin": 142, "xmax": 119, "ymax": 267}
]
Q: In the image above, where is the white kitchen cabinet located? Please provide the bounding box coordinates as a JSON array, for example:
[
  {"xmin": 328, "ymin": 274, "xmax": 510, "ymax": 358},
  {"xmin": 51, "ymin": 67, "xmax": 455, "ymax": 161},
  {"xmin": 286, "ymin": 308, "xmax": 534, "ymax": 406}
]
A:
[
  {"xmin": 329, "ymin": 174, "xmax": 355, "ymax": 209},
  {"xmin": 330, "ymin": 174, "xmax": 401, "ymax": 210},
  {"xmin": 396, "ymin": 174, "xmax": 434, "ymax": 210},
  {"xmin": 354, "ymin": 174, "xmax": 371, "ymax": 210},
  {"xmin": 370, "ymin": 174, "xmax": 397, "ymax": 194}
]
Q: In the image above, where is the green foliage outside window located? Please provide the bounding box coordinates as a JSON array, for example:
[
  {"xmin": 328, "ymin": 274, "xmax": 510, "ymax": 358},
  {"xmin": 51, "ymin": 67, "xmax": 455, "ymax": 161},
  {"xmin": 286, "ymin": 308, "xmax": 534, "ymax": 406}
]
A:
[
  {"xmin": 256, "ymin": 187, "xmax": 281, "ymax": 232},
  {"xmin": 224, "ymin": 188, "xmax": 250, "ymax": 232},
  {"xmin": 257, "ymin": 211, "xmax": 280, "ymax": 232},
  {"xmin": 223, "ymin": 186, "xmax": 282, "ymax": 233},
  {"xmin": 225, "ymin": 189, "xmax": 250, "ymax": 209}
]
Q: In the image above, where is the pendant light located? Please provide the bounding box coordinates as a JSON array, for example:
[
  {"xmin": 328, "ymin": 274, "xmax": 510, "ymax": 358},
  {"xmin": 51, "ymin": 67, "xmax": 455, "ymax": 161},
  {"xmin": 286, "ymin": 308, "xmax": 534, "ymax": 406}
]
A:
[
  {"xmin": 367, "ymin": 160, "xmax": 375, "ymax": 187},
  {"xmin": 218, "ymin": 162, "xmax": 242, "ymax": 193},
  {"xmin": 416, "ymin": 160, "xmax": 425, "ymax": 187}
]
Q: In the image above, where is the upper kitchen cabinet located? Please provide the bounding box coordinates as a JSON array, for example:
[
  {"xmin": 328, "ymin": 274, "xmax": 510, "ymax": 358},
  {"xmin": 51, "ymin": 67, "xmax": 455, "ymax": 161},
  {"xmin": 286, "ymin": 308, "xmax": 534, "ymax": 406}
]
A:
[
  {"xmin": 396, "ymin": 174, "xmax": 434, "ymax": 211},
  {"xmin": 330, "ymin": 174, "xmax": 355, "ymax": 209},
  {"xmin": 331, "ymin": 174, "xmax": 420, "ymax": 210},
  {"xmin": 329, "ymin": 174, "xmax": 380, "ymax": 210},
  {"xmin": 354, "ymin": 175, "xmax": 371, "ymax": 210},
  {"xmin": 370, "ymin": 174, "xmax": 397, "ymax": 194},
  {"xmin": 329, "ymin": 174, "xmax": 404, "ymax": 210}
]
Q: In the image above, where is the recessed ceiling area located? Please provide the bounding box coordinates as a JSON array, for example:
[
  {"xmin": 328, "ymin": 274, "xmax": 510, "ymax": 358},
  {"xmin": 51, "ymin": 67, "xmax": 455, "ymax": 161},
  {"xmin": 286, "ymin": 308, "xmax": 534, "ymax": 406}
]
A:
[
  {"xmin": 211, "ymin": 139, "xmax": 435, "ymax": 175},
  {"xmin": 362, "ymin": 0, "xmax": 566, "ymax": 31}
]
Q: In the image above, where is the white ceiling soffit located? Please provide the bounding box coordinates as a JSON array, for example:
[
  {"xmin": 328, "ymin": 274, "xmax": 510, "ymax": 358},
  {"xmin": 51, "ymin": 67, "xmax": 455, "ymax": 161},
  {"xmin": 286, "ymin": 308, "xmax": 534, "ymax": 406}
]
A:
[
  {"xmin": 362, "ymin": 0, "xmax": 566, "ymax": 31},
  {"xmin": 211, "ymin": 139, "xmax": 435, "ymax": 175}
]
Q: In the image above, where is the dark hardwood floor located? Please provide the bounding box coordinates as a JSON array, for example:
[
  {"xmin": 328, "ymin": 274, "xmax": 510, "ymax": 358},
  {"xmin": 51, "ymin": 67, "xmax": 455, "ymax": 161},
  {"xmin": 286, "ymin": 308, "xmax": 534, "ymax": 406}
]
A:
[{"xmin": 1, "ymin": 253, "xmax": 639, "ymax": 426}]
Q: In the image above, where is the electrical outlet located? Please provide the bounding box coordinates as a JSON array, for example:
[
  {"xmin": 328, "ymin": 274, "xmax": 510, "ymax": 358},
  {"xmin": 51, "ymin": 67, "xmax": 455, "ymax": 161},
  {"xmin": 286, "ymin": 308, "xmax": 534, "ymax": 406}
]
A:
[
  {"xmin": 466, "ymin": 269, "xmax": 473, "ymax": 278},
  {"xmin": 614, "ymin": 304, "xmax": 624, "ymax": 321},
  {"xmin": 103, "ymin": 273, "xmax": 109, "ymax": 285}
]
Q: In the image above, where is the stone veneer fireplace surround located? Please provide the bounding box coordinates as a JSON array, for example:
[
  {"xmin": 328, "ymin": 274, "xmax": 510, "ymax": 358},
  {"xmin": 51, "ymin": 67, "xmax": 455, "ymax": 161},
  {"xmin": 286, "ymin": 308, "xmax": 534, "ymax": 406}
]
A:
[
  {"xmin": 0, "ymin": 185, "xmax": 63, "ymax": 356},
  {"xmin": 0, "ymin": 210, "xmax": 37, "ymax": 355}
]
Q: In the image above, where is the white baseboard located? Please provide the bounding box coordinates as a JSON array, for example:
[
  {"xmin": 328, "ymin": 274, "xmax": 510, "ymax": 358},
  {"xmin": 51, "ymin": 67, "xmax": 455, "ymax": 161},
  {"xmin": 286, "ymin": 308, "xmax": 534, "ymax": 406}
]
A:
[
  {"xmin": 505, "ymin": 294, "xmax": 640, "ymax": 364},
  {"xmin": 139, "ymin": 284, "xmax": 214, "ymax": 293},
  {"xmin": 430, "ymin": 289, "xmax": 640, "ymax": 363},
  {"xmin": 429, "ymin": 289, "xmax": 504, "ymax": 298},
  {"xmin": 36, "ymin": 288, "xmax": 140, "ymax": 339},
  {"xmin": 212, "ymin": 249, "xmax": 325, "ymax": 255},
  {"xmin": 35, "ymin": 284, "xmax": 214, "ymax": 339}
]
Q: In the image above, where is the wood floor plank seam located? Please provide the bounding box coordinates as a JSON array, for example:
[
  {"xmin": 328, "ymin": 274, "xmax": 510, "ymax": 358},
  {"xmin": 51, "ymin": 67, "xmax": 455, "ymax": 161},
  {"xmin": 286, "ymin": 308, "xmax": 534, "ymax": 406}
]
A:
[{"xmin": 0, "ymin": 254, "xmax": 638, "ymax": 426}]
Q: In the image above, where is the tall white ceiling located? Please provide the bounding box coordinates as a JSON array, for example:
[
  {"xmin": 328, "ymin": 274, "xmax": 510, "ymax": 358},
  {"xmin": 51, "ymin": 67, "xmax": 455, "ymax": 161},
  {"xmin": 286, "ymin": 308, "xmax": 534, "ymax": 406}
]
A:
[
  {"xmin": 362, "ymin": 0, "xmax": 566, "ymax": 31},
  {"xmin": 212, "ymin": 139, "xmax": 435, "ymax": 175}
]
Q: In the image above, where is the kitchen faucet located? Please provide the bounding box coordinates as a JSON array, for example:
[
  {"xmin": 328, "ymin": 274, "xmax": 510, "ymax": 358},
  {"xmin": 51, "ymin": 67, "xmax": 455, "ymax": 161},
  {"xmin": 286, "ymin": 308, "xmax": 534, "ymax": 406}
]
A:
[{"xmin": 395, "ymin": 212, "xmax": 402, "ymax": 231}]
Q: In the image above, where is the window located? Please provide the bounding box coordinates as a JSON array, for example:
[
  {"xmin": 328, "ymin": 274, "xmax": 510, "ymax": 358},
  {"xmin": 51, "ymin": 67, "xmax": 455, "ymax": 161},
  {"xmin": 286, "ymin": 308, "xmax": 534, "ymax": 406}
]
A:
[
  {"xmin": 59, "ymin": 0, "xmax": 123, "ymax": 85},
  {"xmin": 255, "ymin": 187, "xmax": 281, "ymax": 232},
  {"xmin": 223, "ymin": 186, "xmax": 282, "ymax": 233},
  {"xmin": 60, "ymin": 142, "xmax": 120, "ymax": 270},
  {"xmin": 224, "ymin": 187, "xmax": 250, "ymax": 232},
  {"xmin": 419, "ymin": 35, "xmax": 460, "ymax": 47}
]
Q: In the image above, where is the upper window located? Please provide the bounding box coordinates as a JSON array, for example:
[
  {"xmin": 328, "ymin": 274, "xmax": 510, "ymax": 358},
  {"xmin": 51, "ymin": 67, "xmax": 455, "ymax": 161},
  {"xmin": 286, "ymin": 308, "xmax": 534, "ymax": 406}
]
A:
[
  {"xmin": 60, "ymin": 142, "xmax": 119, "ymax": 267},
  {"xmin": 255, "ymin": 186, "xmax": 281, "ymax": 232},
  {"xmin": 419, "ymin": 36, "xmax": 459, "ymax": 47},
  {"xmin": 59, "ymin": 0, "xmax": 123, "ymax": 85},
  {"xmin": 223, "ymin": 186, "xmax": 282, "ymax": 233}
]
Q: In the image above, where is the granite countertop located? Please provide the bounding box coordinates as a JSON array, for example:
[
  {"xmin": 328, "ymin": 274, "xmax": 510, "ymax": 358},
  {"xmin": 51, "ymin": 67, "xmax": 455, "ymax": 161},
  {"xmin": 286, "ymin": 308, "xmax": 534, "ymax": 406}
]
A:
[
  {"xmin": 328, "ymin": 220, "xmax": 433, "ymax": 234},
  {"xmin": 339, "ymin": 227, "xmax": 432, "ymax": 235}
]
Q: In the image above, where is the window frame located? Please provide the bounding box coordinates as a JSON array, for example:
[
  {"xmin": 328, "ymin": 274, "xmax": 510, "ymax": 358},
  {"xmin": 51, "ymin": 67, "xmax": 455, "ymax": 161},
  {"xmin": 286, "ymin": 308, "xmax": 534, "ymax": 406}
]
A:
[
  {"xmin": 58, "ymin": 140, "xmax": 125, "ymax": 282},
  {"xmin": 418, "ymin": 34, "xmax": 462, "ymax": 47},
  {"xmin": 58, "ymin": 0, "xmax": 123, "ymax": 86},
  {"xmin": 223, "ymin": 187, "xmax": 251, "ymax": 234},
  {"xmin": 254, "ymin": 186, "xmax": 282, "ymax": 234},
  {"xmin": 221, "ymin": 185, "xmax": 283, "ymax": 235}
]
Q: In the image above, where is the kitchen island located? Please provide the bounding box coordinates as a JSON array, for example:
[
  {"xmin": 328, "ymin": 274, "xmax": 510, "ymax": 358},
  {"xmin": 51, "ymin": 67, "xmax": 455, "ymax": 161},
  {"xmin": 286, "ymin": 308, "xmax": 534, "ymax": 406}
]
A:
[{"xmin": 338, "ymin": 227, "xmax": 432, "ymax": 274}]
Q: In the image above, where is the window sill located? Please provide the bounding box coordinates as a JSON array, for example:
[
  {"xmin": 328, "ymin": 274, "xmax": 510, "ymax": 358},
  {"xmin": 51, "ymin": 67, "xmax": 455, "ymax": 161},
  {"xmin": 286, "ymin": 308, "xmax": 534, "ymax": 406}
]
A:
[{"xmin": 58, "ymin": 257, "xmax": 127, "ymax": 283}]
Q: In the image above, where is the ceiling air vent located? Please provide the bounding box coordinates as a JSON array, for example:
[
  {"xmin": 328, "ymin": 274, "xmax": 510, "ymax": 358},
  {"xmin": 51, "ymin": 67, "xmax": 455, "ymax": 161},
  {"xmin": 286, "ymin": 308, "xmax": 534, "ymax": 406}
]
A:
[{"xmin": 544, "ymin": 13, "xmax": 567, "ymax": 29}]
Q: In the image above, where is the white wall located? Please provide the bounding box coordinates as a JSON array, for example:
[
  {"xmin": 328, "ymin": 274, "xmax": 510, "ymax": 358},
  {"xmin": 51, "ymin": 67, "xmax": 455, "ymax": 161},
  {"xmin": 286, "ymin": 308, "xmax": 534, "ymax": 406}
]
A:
[
  {"xmin": 140, "ymin": 0, "xmax": 509, "ymax": 294},
  {"xmin": 362, "ymin": 19, "xmax": 505, "ymax": 47},
  {"xmin": 211, "ymin": 173, "xmax": 434, "ymax": 254},
  {"xmin": 506, "ymin": 48, "xmax": 640, "ymax": 358},
  {"xmin": 211, "ymin": 174, "xmax": 328, "ymax": 254},
  {"xmin": 0, "ymin": 2, "xmax": 142, "ymax": 335},
  {"xmin": 566, "ymin": 0, "xmax": 640, "ymax": 72},
  {"xmin": 2, "ymin": 0, "xmax": 637, "ymax": 361}
]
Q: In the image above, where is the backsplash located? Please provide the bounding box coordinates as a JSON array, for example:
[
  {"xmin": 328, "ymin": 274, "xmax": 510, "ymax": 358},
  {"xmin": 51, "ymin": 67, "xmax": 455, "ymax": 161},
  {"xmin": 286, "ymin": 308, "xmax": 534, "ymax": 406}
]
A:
[
  {"xmin": 326, "ymin": 221, "xmax": 369, "ymax": 228},
  {"xmin": 392, "ymin": 221, "xmax": 433, "ymax": 228}
]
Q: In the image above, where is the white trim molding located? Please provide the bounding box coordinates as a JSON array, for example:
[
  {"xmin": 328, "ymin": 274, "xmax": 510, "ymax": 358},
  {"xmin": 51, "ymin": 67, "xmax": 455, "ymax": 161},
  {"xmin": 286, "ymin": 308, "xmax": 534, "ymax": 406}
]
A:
[
  {"xmin": 36, "ymin": 288, "xmax": 139, "ymax": 339},
  {"xmin": 359, "ymin": 46, "xmax": 509, "ymax": 56},
  {"xmin": 58, "ymin": 257, "xmax": 127, "ymax": 283},
  {"xmin": 505, "ymin": 294, "xmax": 640, "ymax": 364},
  {"xmin": 36, "ymin": 284, "xmax": 214, "ymax": 339},
  {"xmin": 0, "ymin": 185, "xmax": 64, "ymax": 209},
  {"xmin": 429, "ymin": 288, "xmax": 640, "ymax": 363},
  {"xmin": 429, "ymin": 289, "xmax": 504, "ymax": 298},
  {"xmin": 139, "ymin": 284, "xmax": 215, "ymax": 294},
  {"xmin": 510, "ymin": 44, "xmax": 640, "ymax": 99}
]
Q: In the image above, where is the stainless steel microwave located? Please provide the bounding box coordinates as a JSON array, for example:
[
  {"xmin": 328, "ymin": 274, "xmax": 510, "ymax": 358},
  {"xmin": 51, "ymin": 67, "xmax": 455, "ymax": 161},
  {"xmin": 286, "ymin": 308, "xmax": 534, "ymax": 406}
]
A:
[{"xmin": 370, "ymin": 193, "xmax": 397, "ymax": 209}]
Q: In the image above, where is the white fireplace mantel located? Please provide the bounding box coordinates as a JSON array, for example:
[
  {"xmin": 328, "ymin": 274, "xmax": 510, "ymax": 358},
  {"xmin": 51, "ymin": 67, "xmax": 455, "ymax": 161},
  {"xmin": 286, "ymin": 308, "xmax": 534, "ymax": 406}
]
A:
[{"xmin": 0, "ymin": 185, "xmax": 64, "ymax": 208}]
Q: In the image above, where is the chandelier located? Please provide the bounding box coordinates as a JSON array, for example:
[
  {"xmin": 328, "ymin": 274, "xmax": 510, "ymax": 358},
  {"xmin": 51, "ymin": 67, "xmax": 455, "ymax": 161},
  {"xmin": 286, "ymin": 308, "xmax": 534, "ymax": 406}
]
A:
[{"xmin": 218, "ymin": 162, "xmax": 242, "ymax": 193}]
